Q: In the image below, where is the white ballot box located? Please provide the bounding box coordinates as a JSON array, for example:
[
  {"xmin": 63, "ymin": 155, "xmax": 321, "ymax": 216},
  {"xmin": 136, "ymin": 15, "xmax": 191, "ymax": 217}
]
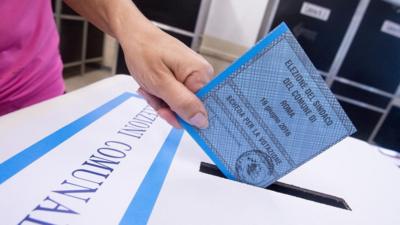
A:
[{"xmin": 1, "ymin": 75, "xmax": 399, "ymax": 225}]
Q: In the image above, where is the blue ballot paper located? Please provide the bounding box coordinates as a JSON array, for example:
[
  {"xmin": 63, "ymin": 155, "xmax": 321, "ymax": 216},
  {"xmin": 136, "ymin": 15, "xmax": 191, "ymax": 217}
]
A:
[{"xmin": 179, "ymin": 23, "xmax": 356, "ymax": 188}]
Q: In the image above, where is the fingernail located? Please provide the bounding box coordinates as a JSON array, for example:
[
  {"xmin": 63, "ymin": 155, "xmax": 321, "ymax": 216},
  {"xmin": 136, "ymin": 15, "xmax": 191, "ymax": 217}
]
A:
[{"xmin": 189, "ymin": 113, "xmax": 208, "ymax": 129}]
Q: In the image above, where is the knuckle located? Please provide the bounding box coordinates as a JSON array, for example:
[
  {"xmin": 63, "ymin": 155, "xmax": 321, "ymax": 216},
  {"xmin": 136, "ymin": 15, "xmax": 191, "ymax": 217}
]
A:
[
  {"xmin": 189, "ymin": 72, "xmax": 205, "ymax": 83},
  {"xmin": 157, "ymin": 78, "xmax": 176, "ymax": 96},
  {"xmin": 172, "ymin": 94, "xmax": 199, "ymax": 115},
  {"xmin": 146, "ymin": 73, "xmax": 170, "ymax": 96},
  {"xmin": 196, "ymin": 56, "xmax": 214, "ymax": 74},
  {"xmin": 197, "ymin": 60, "xmax": 213, "ymax": 76},
  {"xmin": 183, "ymin": 73, "xmax": 208, "ymax": 93}
]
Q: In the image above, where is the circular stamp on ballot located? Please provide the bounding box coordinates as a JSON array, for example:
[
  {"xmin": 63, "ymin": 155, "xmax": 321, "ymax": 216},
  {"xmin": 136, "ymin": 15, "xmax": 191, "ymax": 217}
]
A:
[{"xmin": 235, "ymin": 150, "xmax": 274, "ymax": 187}]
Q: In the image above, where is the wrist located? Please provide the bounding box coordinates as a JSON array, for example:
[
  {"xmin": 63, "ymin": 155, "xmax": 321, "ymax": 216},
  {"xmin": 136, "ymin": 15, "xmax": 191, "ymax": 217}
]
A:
[{"xmin": 110, "ymin": 2, "xmax": 159, "ymax": 48}]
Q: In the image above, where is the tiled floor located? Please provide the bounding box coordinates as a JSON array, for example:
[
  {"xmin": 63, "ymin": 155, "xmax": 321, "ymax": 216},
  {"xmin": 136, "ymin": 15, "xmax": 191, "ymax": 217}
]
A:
[{"xmin": 64, "ymin": 55, "xmax": 231, "ymax": 91}]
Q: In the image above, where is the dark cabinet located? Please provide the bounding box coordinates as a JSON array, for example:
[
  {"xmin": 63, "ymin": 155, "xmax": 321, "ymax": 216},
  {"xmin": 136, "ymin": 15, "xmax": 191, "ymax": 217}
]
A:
[
  {"xmin": 338, "ymin": 0, "xmax": 400, "ymax": 94},
  {"xmin": 262, "ymin": 0, "xmax": 400, "ymax": 151},
  {"xmin": 374, "ymin": 106, "xmax": 400, "ymax": 151},
  {"xmin": 52, "ymin": 0, "xmax": 105, "ymax": 75},
  {"xmin": 271, "ymin": 0, "xmax": 360, "ymax": 72},
  {"xmin": 116, "ymin": 0, "xmax": 210, "ymax": 75}
]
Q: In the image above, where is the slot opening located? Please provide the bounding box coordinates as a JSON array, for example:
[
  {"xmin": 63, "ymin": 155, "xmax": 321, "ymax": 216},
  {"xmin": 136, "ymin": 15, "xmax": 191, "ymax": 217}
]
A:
[{"xmin": 199, "ymin": 162, "xmax": 351, "ymax": 210}]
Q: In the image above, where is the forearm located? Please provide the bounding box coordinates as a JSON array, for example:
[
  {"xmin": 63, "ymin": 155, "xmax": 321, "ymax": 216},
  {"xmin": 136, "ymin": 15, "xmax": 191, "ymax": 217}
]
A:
[{"xmin": 63, "ymin": 0, "xmax": 155, "ymax": 44}]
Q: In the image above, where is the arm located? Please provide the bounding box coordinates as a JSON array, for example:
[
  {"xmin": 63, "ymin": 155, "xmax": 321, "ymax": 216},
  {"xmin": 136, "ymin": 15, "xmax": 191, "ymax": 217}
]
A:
[{"xmin": 64, "ymin": 0, "xmax": 213, "ymax": 128}]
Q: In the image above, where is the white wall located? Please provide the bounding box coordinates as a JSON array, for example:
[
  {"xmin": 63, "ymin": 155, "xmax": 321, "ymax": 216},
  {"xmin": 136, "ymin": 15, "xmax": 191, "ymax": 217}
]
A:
[{"xmin": 204, "ymin": 0, "xmax": 269, "ymax": 48}]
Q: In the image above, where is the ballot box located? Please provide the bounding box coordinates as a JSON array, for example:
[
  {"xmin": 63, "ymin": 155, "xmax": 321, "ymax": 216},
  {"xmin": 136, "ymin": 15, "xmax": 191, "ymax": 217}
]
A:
[
  {"xmin": 269, "ymin": 0, "xmax": 360, "ymax": 73},
  {"xmin": 1, "ymin": 75, "xmax": 400, "ymax": 225}
]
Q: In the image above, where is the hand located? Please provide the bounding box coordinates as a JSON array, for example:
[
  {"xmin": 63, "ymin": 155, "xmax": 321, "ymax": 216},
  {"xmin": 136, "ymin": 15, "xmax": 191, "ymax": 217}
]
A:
[
  {"xmin": 63, "ymin": 0, "xmax": 213, "ymax": 128},
  {"xmin": 118, "ymin": 21, "xmax": 214, "ymax": 129}
]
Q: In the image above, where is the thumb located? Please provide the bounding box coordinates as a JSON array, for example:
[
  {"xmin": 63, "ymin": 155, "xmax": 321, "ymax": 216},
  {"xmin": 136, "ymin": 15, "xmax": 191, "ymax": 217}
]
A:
[{"xmin": 156, "ymin": 77, "xmax": 208, "ymax": 129}]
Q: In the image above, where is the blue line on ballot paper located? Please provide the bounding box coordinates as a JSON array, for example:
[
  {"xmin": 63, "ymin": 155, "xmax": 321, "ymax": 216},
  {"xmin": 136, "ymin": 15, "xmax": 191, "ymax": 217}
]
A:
[
  {"xmin": 119, "ymin": 128, "xmax": 184, "ymax": 225},
  {"xmin": 178, "ymin": 23, "xmax": 289, "ymax": 181},
  {"xmin": 196, "ymin": 22, "xmax": 288, "ymax": 97},
  {"xmin": 0, "ymin": 92, "xmax": 141, "ymax": 184}
]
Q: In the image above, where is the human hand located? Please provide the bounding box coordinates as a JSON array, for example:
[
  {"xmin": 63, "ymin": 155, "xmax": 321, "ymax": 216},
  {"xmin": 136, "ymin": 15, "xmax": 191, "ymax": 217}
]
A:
[
  {"xmin": 118, "ymin": 20, "xmax": 213, "ymax": 129},
  {"xmin": 64, "ymin": 0, "xmax": 213, "ymax": 129}
]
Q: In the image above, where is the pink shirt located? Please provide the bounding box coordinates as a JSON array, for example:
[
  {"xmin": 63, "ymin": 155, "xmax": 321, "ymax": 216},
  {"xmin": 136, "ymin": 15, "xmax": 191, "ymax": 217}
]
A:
[{"xmin": 0, "ymin": 0, "xmax": 65, "ymax": 116}]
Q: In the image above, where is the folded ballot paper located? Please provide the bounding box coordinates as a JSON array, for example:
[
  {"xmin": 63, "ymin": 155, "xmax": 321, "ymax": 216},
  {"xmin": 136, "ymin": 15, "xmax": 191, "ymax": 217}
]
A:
[{"xmin": 179, "ymin": 22, "xmax": 356, "ymax": 188}]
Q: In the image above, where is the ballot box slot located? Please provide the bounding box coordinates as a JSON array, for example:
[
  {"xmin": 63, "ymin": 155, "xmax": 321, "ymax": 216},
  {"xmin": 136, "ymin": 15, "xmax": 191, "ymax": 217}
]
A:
[{"xmin": 199, "ymin": 162, "xmax": 351, "ymax": 210}]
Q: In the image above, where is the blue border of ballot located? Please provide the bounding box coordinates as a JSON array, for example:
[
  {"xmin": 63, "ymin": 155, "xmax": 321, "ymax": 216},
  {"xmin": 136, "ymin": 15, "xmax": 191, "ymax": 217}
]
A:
[{"xmin": 178, "ymin": 23, "xmax": 289, "ymax": 181}]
